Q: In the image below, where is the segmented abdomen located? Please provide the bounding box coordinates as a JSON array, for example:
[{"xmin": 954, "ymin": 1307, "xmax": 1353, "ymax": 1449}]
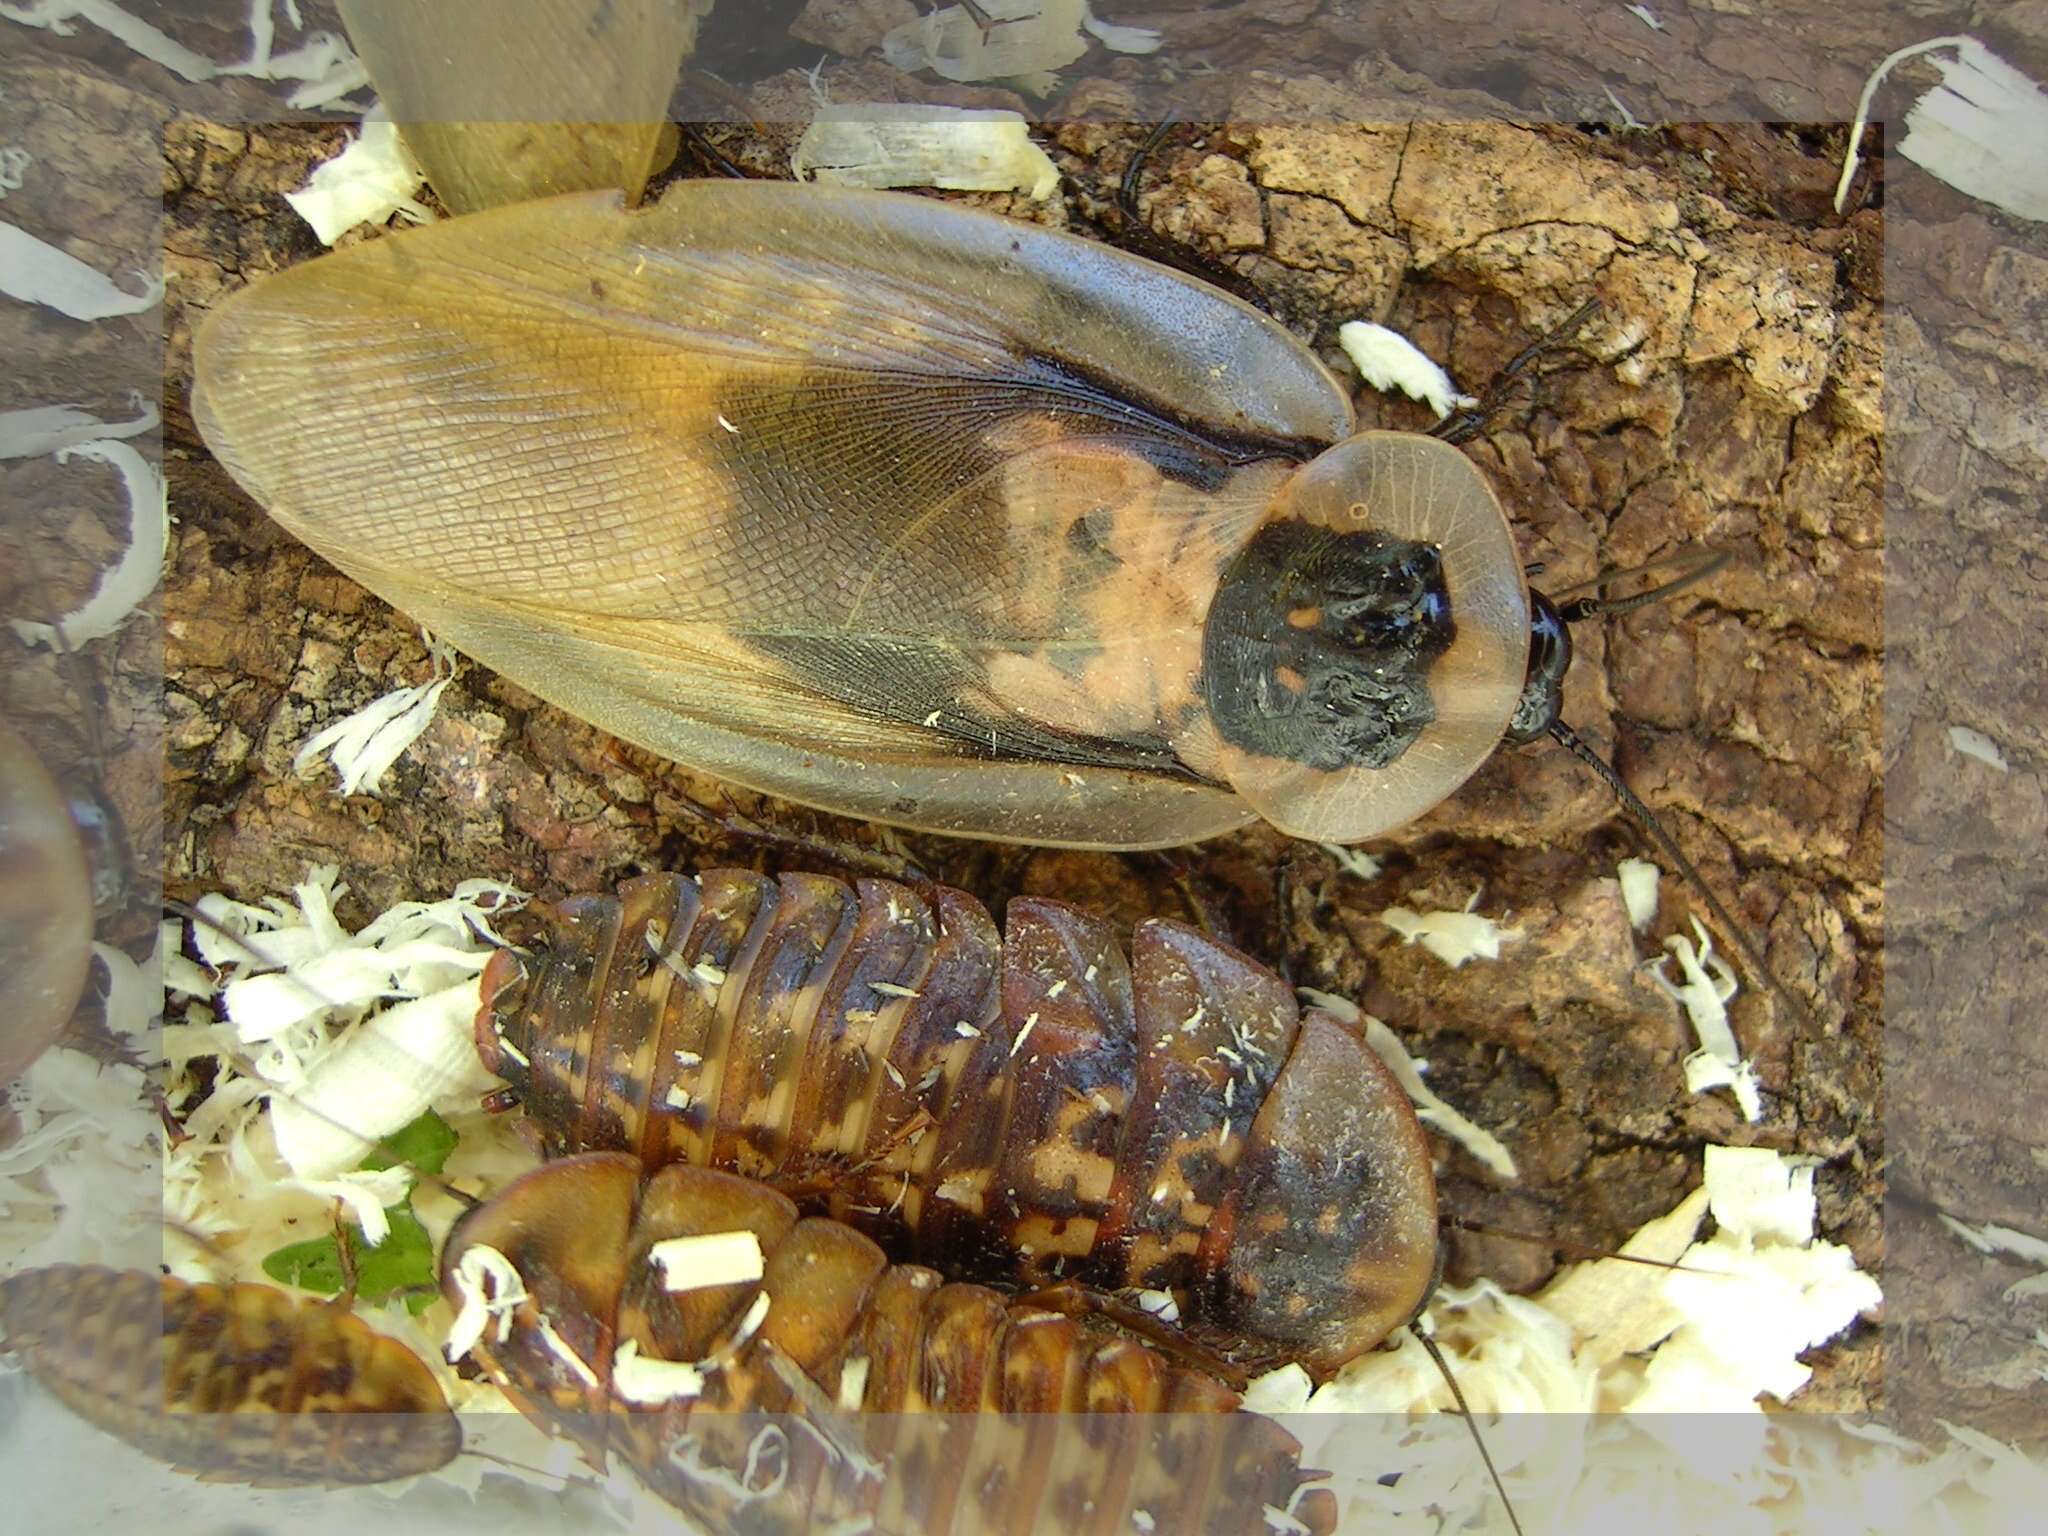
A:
[
  {"xmin": 0, "ymin": 1265, "xmax": 460, "ymax": 1484},
  {"xmin": 445, "ymin": 1153, "xmax": 1337, "ymax": 1536},
  {"xmin": 477, "ymin": 869, "xmax": 1438, "ymax": 1375}
]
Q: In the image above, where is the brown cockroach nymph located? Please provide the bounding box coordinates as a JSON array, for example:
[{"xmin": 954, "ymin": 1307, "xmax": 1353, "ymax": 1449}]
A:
[
  {"xmin": 473, "ymin": 868, "xmax": 1439, "ymax": 1382},
  {"xmin": 0, "ymin": 1264, "xmax": 461, "ymax": 1486},
  {"xmin": 443, "ymin": 1153, "xmax": 1341, "ymax": 1536}
]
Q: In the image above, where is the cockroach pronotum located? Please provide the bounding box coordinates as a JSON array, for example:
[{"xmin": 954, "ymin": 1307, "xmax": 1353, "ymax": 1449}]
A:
[
  {"xmin": 442, "ymin": 1151, "xmax": 1338, "ymax": 1536},
  {"xmin": 0, "ymin": 1264, "xmax": 461, "ymax": 1485},
  {"xmin": 475, "ymin": 867, "xmax": 1439, "ymax": 1380}
]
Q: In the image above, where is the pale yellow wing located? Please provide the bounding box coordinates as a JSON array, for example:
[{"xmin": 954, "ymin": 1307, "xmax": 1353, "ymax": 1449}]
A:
[{"xmin": 194, "ymin": 181, "xmax": 1356, "ymax": 847}]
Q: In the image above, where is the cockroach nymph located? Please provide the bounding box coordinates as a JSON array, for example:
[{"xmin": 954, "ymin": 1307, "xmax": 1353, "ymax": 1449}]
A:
[
  {"xmin": 0, "ymin": 1264, "xmax": 461, "ymax": 1485},
  {"xmin": 474, "ymin": 868, "xmax": 1439, "ymax": 1379},
  {"xmin": 443, "ymin": 1151, "xmax": 1339, "ymax": 1536}
]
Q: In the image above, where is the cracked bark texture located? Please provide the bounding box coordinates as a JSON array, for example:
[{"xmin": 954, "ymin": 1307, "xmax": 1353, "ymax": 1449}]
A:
[{"xmin": 160, "ymin": 97, "xmax": 1883, "ymax": 1425}]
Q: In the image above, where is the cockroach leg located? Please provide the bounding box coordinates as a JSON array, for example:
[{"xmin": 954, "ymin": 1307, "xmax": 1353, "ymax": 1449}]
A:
[
  {"xmin": 1119, "ymin": 114, "xmax": 1183, "ymax": 222},
  {"xmin": 330, "ymin": 1200, "xmax": 361, "ymax": 1310},
  {"xmin": 670, "ymin": 789, "xmax": 927, "ymax": 881},
  {"xmin": 1431, "ymin": 297, "xmax": 1604, "ymax": 444},
  {"xmin": 1090, "ymin": 116, "xmax": 1274, "ymax": 312},
  {"xmin": 1012, "ymin": 1281, "xmax": 1255, "ymax": 1391}
]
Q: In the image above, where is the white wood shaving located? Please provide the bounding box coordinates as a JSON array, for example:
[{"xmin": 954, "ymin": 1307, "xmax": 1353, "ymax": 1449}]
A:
[
  {"xmin": 664, "ymin": 1084, "xmax": 691, "ymax": 1110},
  {"xmin": 1706, "ymin": 1145, "xmax": 1817, "ymax": 1246},
  {"xmin": 955, "ymin": 1021, "xmax": 981, "ymax": 1039},
  {"xmin": 293, "ymin": 635, "xmax": 457, "ymax": 797},
  {"xmin": 284, "ymin": 104, "xmax": 430, "ymax": 244},
  {"xmin": 1320, "ymin": 842, "xmax": 1383, "ymax": 880},
  {"xmin": 1948, "ymin": 725, "xmax": 2011, "ymax": 771},
  {"xmin": 268, "ymin": 977, "xmax": 494, "ymax": 1178},
  {"xmin": 1623, "ymin": 3, "xmax": 1662, "ymax": 30},
  {"xmin": 610, "ymin": 1339, "xmax": 706, "ymax": 1405},
  {"xmin": 793, "ymin": 104, "xmax": 1060, "ymax": 200},
  {"xmin": 1618, "ymin": 857, "xmax": 1662, "ymax": 930},
  {"xmin": 8, "ymin": 440, "xmax": 165, "ymax": 647},
  {"xmin": 692, "ymin": 959, "xmax": 727, "ymax": 987},
  {"xmin": 723, "ymin": 1291, "xmax": 772, "ymax": 1355},
  {"xmin": 1651, "ymin": 918, "xmax": 1760, "ymax": 1121},
  {"xmin": 0, "ymin": 144, "xmax": 27, "ymax": 201},
  {"xmin": 1337, "ymin": 321, "xmax": 1477, "ymax": 421},
  {"xmin": 836, "ymin": 1354, "xmax": 870, "ymax": 1411},
  {"xmin": 647, "ymin": 1229, "xmax": 765, "ymax": 1293},
  {"xmin": 1240, "ymin": 1362, "xmax": 1314, "ymax": 1415},
  {"xmin": 1133, "ymin": 1288, "xmax": 1179, "ymax": 1324},
  {"xmin": 666, "ymin": 1422, "xmax": 789, "ymax": 1503},
  {"xmin": 280, "ymin": 1165, "xmax": 410, "ymax": 1246},
  {"xmin": 533, "ymin": 1311, "xmax": 600, "ymax": 1389},
  {"xmin": 0, "ymin": 394, "xmax": 157, "ymax": 460},
  {"xmin": 1939, "ymin": 1213, "xmax": 2048, "ymax": 1265},
  {"xmin": 1836, "ymin": 35, "xmax": 2048, "ymax": 220},
  {"xmin": 495, "ymin": 1037, "xmax": 530, "ymax": 1068},
  {"xmin": 1081, "ymin": 6, "xmax": 1159, "ymax": 54},
  {"xmin": 444, "ymin": 1243, "xmax": 528, "ymax": 1362},
  {"xmin": 1010, "ymin": 1013, "xmax": 1038, "ymax": 1057},
  {"xmin": 0, "ymin": 219, "xmax": 162, "ymax": 319},
  {"xmin": 1684, "ymin": 1051, "xmax": 1765, "ymax": 1123},
  {"xmin": 1380, "ymin": 896, "xmax": 1524, "ymax": 968},
  {"xmin": 883, "ymin": 0, "xmax": 1090, "ymax": 83},
  {"xmin": 0, "ymin": 1, "xmax": 217, "ymax": 83},
  {"xmin": 884, "ymin": 1059, "xmax": 906, "ymax": 1089},
  {"xmin": 870, "ymin": 981, "xmax": 921, "ymax": 999},
  {"xmin": 1940, "ymin": 1211, "xmax": 2048, "ymax": 1300}
]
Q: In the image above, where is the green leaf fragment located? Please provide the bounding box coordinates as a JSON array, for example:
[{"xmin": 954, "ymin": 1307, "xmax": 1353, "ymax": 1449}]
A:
[
  {"xmin": 358, "ymin": 1107, "xmax": 458, "ymax": 1175},
  {"xmin": 260, "ymin": 1204, "xmax": 440, "ymax": 1315}
]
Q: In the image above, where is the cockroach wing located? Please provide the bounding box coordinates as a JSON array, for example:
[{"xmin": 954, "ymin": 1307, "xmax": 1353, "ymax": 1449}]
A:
[
  {"xmin": 194, "ymin": 180, "xmax": 1361, "ymax": 849},
  {"xmin": 197, "ymin": 179, "xmax": 1527, "ymax": 849}
]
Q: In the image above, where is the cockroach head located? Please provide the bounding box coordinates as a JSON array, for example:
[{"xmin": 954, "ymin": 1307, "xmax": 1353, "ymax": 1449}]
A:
[
  {"xmin": 1202, "ymin": 522, "xmax": 1456, "ymax": 773},
  {"xmin": 1503, "ymin": 588, "xmax": 1571, "ymax": 746}
]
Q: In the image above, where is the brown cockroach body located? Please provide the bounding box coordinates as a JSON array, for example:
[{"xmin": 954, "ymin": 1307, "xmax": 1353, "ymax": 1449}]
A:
[
  {"xmin": 0, "ymin": 1264, "xmax": 460, "ymax": 1485},
  {"xmin": 444, "ymin": 1152, "xmax": 1338, "ymax": 1536},
  {"xmin": 476, "ymin": 868, "xmax": 1439, "ymax": 1379}
]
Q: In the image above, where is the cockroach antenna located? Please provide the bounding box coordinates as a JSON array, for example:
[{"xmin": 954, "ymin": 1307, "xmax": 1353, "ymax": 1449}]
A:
[
  {"xmin": 1510, "ymin": 547, "xmax": 1818, "ymax": 1032},
  {"xmin": 1410, "ymin": 1321, "xmax": 1525, "ymax": 1536}
]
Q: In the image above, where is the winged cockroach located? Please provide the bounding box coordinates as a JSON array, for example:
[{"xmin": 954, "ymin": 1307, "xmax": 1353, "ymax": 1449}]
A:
[{"xmin": 189, "ymin": 180, "xmax": 1535, "ymax": 853}]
